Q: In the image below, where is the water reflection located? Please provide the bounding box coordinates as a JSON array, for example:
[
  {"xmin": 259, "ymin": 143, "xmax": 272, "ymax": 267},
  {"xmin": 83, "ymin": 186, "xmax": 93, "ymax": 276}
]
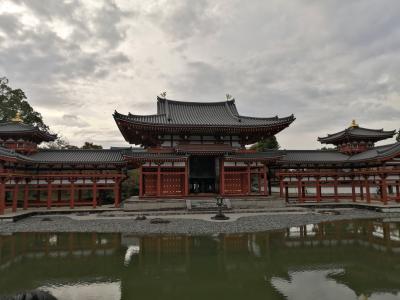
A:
[{"xmin": 1, "ymin": 220, "xmax": 400, "ymax": 300}]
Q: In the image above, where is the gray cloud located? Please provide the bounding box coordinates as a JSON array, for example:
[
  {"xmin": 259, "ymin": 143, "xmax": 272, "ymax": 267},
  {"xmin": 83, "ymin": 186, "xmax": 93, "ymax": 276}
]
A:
[
  {"xmin": 0, "ymin": 1, "xmax": 132, "ymax": 109},
  {"xmin": 0, "ymin": 0, "xmax": 399, "ymax": 149}
]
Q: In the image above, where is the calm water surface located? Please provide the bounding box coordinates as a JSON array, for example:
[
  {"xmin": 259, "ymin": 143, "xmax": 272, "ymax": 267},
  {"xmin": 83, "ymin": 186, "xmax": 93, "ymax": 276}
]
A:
[{"xmin": 1, "ymin": 219, "xmax": 400, "ymax": 300}]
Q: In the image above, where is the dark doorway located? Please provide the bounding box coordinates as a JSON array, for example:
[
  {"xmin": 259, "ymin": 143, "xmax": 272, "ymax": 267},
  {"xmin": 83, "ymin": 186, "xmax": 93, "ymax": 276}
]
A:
[{"xmin": 189, "ymin": 156, "xmax": 217, "ymax": 194}]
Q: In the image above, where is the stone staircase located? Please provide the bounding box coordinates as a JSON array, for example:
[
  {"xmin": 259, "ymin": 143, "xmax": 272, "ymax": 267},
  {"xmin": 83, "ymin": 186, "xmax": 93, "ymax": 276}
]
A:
[
  {"xmin": 122, "ymin": 195, "xmax": 289, "ymax": 212},
  {"xmin": 186, "ymin": 198, "xmax": 231, "ymax": 212}
]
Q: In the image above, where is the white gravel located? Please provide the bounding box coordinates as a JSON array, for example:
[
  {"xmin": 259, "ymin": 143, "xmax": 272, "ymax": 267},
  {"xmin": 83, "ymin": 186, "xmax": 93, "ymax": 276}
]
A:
[{"xmin": 0, "ymin": 209, "xmax": 398, "ymax": 235}]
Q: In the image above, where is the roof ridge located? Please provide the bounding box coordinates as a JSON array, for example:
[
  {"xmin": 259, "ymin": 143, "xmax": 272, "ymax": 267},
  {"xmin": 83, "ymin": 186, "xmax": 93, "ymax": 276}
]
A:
[
  {"xmin": 224, "ymin": 101, "xmax": 241, "ymax": 122},
  {"xmin": 37, "ymin": 149, "xmax": 121, "ymax": 152},
  {"xmin": 128, "ymin": 112, "xmax": 164, "ymax": 117},
  {"xmin": 352, "ymin": 126, "xmax": 395, "ymax": 133},
  {"xmin": 376, "ymin": 142, "xmax": 400, "ymax": 154},
  {"xmin": 239, "ymin": 114, "xmax": 295, "ymax": 121},
  {"xmin": 157, "ymin": 96, "xmax": 235, "ymax": 106}
]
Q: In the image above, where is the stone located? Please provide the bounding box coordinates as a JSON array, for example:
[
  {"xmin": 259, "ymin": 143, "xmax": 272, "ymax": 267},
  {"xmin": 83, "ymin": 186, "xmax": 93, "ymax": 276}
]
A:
[{"xmin": 150, "ymin": 218, "xmax": 170, "ymax": 224}]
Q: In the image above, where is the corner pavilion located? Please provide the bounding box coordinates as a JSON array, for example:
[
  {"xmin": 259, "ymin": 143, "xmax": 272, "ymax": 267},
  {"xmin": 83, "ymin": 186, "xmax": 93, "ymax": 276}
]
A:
[{"xmin": 0, "ymin": 97, "xmax": 399, "ymax": 214}]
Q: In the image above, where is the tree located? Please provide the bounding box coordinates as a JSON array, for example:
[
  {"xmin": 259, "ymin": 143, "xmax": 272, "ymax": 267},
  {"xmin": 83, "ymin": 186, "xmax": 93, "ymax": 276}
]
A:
[
  {"xmin": 0, "ymin": 77, "xmax": 49, "ymax": 130},
  {"xmin": 81, "ymin": 142, "xmax": 103, "ymax": 149},
  {"xmin": 250, "ymin": 136, "xmax": 280, "ymax": 151},
  {"xmin": 397, "ymin": 130, "xmax": 400, "ymax": 142},
  {"xmin": 41, "ymin": 135, "xmax": 78, "ymax": 150}
]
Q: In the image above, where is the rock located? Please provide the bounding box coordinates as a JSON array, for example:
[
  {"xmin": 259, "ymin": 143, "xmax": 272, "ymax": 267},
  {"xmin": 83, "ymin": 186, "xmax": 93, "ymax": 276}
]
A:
[
  {"xmin": 41, "ymin": 217, "xmax": 53, "ymax": 222},
  {"xmin": 135, "ymin": 215, "xmax": 147, "ymax": 221},
  {"xmin": 150, "ymin": 218, "xmax": 170, "ymax": 224}
]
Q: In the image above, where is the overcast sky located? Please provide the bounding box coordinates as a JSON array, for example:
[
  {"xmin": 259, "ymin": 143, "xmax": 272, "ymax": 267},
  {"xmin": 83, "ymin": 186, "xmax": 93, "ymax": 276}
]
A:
[{"xmin": 0, "ymin": 0, "xmax": 399, "ymax": 149}]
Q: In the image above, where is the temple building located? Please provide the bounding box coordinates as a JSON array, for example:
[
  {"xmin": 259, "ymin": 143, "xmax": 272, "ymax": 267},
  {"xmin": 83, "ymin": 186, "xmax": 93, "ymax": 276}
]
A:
[
  {"xmin": 0, "ymin": 96, "xmax": 399, "ymax": 214},
  {"xmin": 113, "ymin": 97, "xmax": 295, "ymax": 197}
]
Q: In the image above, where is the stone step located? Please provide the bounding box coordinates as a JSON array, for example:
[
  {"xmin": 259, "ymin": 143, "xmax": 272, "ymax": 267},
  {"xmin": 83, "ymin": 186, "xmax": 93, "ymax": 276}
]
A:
[{"xmin": 187, "ymin": 199, "xmax": 231, "ymax": 211}]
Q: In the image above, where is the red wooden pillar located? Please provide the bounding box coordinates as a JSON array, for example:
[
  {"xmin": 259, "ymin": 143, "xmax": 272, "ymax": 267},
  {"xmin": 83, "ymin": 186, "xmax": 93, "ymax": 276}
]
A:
[
  {"xmin": 279, "ymin": 176, "xmax": 284, "ymax": 198},
  {"xmin": 12, "ymin": 179, "xmax": 19, "ymax": 213},
  {"xmin": 0, "ymin": 178, "xmax": 5, "ymax": 215},
  {"xmin": 156, "ymin": 164, "xmax": 161, "ymax": 197},
  {"xmin": 92, "ymin": 178, "xmax": 97, "ymax": 208},
  {"xmin": 396, "ymin": 181, "xmax": 400, "ymax": 203},
  {"xmin": 364, "ymin": 176, "xmax": 371, "ymax": 203},
  {"xmin": 297, "ymin": 176, "xmax": 302, "ymax": 202},
  {"xmin": 69, "ymin": 178, "xmax": 75, "ymax": 209},
  {"xmin": 316, "ymin": 176, "xmax": 321, "ymax": 202},
  {"xmin": 114, "ymin": 178, "xmax": 121, "ymax": 208},
  {"xmin": 220, "ymin": 159, "xmax": 225, "ymax": 196},
  {"xmin": 351, "ymin": 176, "xmax": 356, "ymax": 202},
  {"xmin": 247, "ymin": 163, "xmax": 251, "ymax": 195},
  {"xmin": 359, "ymin": 179, "xmax": 364, "ymax": 200},
  {"xmin": 263, "ymin": 164, "xmax": 268, "ymax": 196},
  {"xmin": 23, "ymin": 179, "xmax": 30, "ymax": 210},
  {"xmin": 139, "ymin": 166, "xmax": 143, "ymax": 198},
  {"xmin": 380, "ymin": 175, "xmax": 388, "ymax": 205},
  {"xmin": 184, "ymin": 160, "xmax": 189, "ymax": 196},
  {"xmin": 333, "ymin": 176, "xmax": 339, "ymax": 202},
  {"xmin": 47, "ymin": 179, "xmax": 53, "ymax": 210},
  {"xmin": 284, "ymin": 184, "xmax": 289, "ymax": 203}
]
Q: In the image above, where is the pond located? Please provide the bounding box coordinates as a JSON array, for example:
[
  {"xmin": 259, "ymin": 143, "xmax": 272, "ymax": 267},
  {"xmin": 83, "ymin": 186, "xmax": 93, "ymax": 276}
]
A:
[{"xmin": 1, "ymin": 219, "xmax": 400, "ymax": 300}]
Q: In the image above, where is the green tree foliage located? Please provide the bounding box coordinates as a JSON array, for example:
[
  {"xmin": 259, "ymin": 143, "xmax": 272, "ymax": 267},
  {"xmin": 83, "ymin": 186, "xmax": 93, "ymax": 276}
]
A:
[
  {"xmin": 397, "ymin": 130, "xmax": 400, "ymax": 142},
  {"xmin": 0, "ymin": 77, "xmax": 48, "ymax": 130},
  {"xmin": 250, "ymin": 136, "xmax": 280, "ymax": 151},
  {"xmin": 43, "ymin": 140, "xmax": 104, "ymax": 150},
  {"xmin": 81, "ymin": 142, "xmax": 103, "ymax": 149},
  {"xmin": 41, "ymin": 135, "xmax": 78, "ymax": 150}
]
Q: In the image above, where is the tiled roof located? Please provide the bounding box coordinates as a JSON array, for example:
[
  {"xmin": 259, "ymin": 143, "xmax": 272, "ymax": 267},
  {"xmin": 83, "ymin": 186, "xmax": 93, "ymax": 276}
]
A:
[
  {"xmin": 0, "ymin": 146, "xmax": 32, "ymax": 161},
  {"xmin": 225, "ymin": 151, "xmax": 284, "ymax": 160},
  {"xmin": 318, "ymin": 126, "xmax": 395, "ymax": 144},
  {"xmin": 0, "ymin": 122, "xmax": 57, "ymax": 142},
  {"xmin": 280, "ymin": 150, "xmax": 350, "ymax": 163},
  {"xmin": 175, "ymin": 144, "xmax": 235, "ymax": 154},
  {"xmin": 122, "ymin": 148, "xmax": 188, "ymax": 161},
  {"xmin": 276, "ymin": 142, "xmax": 400, "ymax": 164},
  {"xmin": 114, "ymin": 97, "xmax": 295, "ymax": 127},
  {"xmin": 28, "ymin": 149, "xmax": 125, "ymax": 164},
  {"xmin": 0, "ymin": 146, "xmax": 19, "ymax": 159}
]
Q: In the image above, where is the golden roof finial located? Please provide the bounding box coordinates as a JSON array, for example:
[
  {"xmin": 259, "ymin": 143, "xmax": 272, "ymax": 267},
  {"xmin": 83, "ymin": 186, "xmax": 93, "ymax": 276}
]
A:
[
  {"xmin": 11, "ymin": 112, "xmax": 23, "ymax": 123},
  {"xmin": 350, "ymin": 119, "xmax": 358, "ymax": 128}
]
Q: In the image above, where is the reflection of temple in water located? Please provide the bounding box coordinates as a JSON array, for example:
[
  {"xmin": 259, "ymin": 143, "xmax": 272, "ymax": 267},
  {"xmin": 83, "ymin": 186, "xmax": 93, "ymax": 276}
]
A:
[{"xmin": 1, "ymin": 220, "xmax": 400, "ymax": 299}]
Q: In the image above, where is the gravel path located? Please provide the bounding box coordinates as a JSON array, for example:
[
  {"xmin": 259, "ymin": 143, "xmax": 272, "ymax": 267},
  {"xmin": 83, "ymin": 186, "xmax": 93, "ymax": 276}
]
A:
[{"xmin": 1, "ymin": 209, "xmax": 399, "ymax": 235}]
